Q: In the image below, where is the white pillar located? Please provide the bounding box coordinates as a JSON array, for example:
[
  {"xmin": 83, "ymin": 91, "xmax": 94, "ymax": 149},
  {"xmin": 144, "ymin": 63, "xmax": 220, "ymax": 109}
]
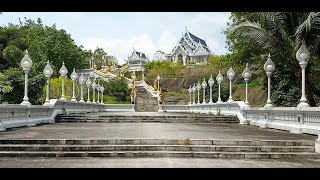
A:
[
  {"xmin": 44, "ymin": 79, "xmax": 50, "ymax": 106},
  {"xmin": 227, "ymin": 80, "xmax": 234, "ymax": 103},
  {"xmin": 97, "ymin": 88, "xmax": 100, "ymax": 104},
  {"xmin": 192, "ymin": 87, "xmax": 196, "ymax": 105},
  {"xmin": 71, "ymin": 81, "xmax": 76, "ymax": 102},
  {"xmin": 297, "ymin": 62, "xmax": 310, "ymax": 107},
  {"xmin": 79, "ymin": 84, "xmax": 85, "ymax": 103},
  {"xmin": 209, "ymin": 84, "xmax": 213, "ymax": 104},
  {"xmin": 60, "ymin": 76, "xmax": 66, "ymax": 101},
  {"xmin": 189, "ymin": 92, "xmax": 192, "ymax": 105},
  {"xmin": 92, "ymin": 88, "xmax": 96, "ymax": 104},
  {"xmin": 245, "ymin": 80, "xmax": 249, "ymax": 106},
  {"xmin": 265, "ymin": 73, "xmax": 273, "ymax": 108},
  {"xmin": 87, "ymin": 87, "xmax": 91, "ymax": 103},
  {"xmin": 217, "ymin": 83, "xmax": 222, "ymax": 103},
  {"xmin": 21, "ymin": 72, "xmax": 31, "ymax": 106},
  {"xmin": 197, "ymin": 89, "xmax": 200, "ymax": 104},
  {"xmin": 101, "ymin": 91, "xmax": 103, "ymax": 104}
]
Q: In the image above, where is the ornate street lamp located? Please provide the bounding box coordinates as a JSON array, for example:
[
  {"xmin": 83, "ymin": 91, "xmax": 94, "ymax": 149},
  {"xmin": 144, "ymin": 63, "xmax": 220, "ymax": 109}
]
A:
[
  {"xmin": 202, "ymin": 78, "xmax": 207, "ymax": 104},
  {"xmin": 43, "ymin": 61, "xmax": 53, "ymax": 107},
  {"xmin": 188, "ymin": 86, "xmax": 192, "ymax": 105},
  {"xmin": 97, "ymin": 83, "xmax": 100, "ymax": 104},
  {"xmin": 100, "ymin": 85, "xmax": 105, "ymax": 104},
  {"xmin": 208, "ymin": 75, "xmax": 214, "ymax": 104},
  {"xmin": 20, "ymin": 50, "xmax": 32, "ymax": 106},
  {"xmin": 196, "ymin": 81, "xmax": 201, "ymax": 104},
  {"xmin": 86, "ymin": 76, "xmax": 92, "ymax": 103},
  {"xmin": 92, "ymin": 80, "xmax": 97, "ymax": 104},
  {"xmin": 59, "ymin": 62, "xmax": 68, "ymax": 101},
  {"xmin": 227, "ymin": 67, "xmax": 235, "ymax": 103},
  {"xmin": 242, "ymin": 63, "xmax": 251, "ymax": 106},
  {"xmin": 264, "ymin": 54, "xmax": 275, "ymax": 108},
  {"xmin": 192, "ymin": 84, "xmax": 196, "ymax": 105},
  {"xmin": 216, "ymin": 71, "xmax": 223, "ymax": 103},
  {"xmin": 296, "ymin": 41, "xmax": 310, "ymax": 107},
  {"xmin": 78, "ymin": 73, "xmax": 86, "ymax": 103},
  {"xmin": 70, "ymin": 68, "xmax": 78, "ymax": 102},
  {"xmin": 157, "ymin": 74, "xmax": 161, "ymax": 90}
]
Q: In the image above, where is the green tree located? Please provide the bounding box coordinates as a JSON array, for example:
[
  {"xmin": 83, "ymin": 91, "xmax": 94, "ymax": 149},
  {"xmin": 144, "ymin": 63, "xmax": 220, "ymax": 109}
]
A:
[{"xmin": 227, "ymin": 12, "xmax": 320, "ymax": 106}]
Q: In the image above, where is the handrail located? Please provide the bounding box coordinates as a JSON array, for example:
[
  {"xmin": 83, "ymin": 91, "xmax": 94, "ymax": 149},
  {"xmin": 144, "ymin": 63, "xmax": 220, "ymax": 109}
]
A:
[{"xmin": 159, "ymin": 102, "xmax": 320, "ymax": 135}]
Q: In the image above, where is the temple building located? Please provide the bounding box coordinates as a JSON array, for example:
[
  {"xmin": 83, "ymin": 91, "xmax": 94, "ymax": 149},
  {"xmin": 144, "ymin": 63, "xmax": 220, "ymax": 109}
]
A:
[
  {"xmin": 152, "ymin": 50, "xmax": 167, "ymax": 62},
  {"xmin": 165, "ymin": 28, "xmax": 212, "ymax": 66},
  {"xmin": 127, "ymin": 48, "xmax": 149, "ymax": 72}
]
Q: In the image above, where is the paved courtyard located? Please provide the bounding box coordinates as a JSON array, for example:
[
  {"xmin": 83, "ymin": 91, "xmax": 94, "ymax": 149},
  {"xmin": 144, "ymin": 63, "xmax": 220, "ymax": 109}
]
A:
[
  {"xmin": 0, "ymin": 121, "xmax": 318, "ymax": 168},
  {"xmin": 1, "ymin": 157, "xmax": 320, "ymax": 168},
  {"xmin": 0, "ymin": 122, "xmax": 316, "ymax": 140}
]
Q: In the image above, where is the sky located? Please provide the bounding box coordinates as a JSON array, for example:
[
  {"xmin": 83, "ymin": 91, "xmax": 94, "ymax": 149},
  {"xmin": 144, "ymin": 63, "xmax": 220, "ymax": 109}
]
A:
[{"xmin": 0, "ymin": 12, "xmax": 231, "ymax": 65}]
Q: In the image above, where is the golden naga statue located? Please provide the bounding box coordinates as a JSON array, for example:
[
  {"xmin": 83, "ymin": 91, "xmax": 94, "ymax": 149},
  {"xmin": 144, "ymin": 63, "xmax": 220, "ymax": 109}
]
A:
[
  {"xmin": 120, "ymin": 68, "xmax": 124, "ymax": 76},
  {"xmin": 93, "ymin": 63, "xmax": 97, "ymax": 70},
  {"xmin": 153, "ymin": 79, "xmax": 158, "ymax": 90},
  {"xmin": 158, "ymin": 87, "xmax": 163, "ymax": 104},
  {"xmin": 131, "ymin": 85, "xmax": 136, "ymax": 104}
]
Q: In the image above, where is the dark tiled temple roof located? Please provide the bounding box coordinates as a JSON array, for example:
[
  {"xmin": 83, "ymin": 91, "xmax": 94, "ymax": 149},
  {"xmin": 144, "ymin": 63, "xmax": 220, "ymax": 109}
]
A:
[
  {"xmin": 135, "ymin": 51, "xmax": 147, "ymax": 58},
  {"xmin": 187, "ymin": 31, "xmax": 207, "ymax": 47}
]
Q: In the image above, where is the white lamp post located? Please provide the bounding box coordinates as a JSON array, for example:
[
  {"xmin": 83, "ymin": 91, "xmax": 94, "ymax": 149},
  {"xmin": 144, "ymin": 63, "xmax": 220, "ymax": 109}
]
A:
[
  {"xmin": 70, "ymin": 68, "xmax": 78, "ymax": 102},
  {"xmin": 43, "ymin": 61, "xmax": 53, "ymax": 107},
  {"xmin": 208, "ymin": 75, "xmax": 214, "ymax": 104},
  {"xmin": 59, "ymin": 62, "xmax": 68, "ymax": 101},
  {"xmin": 157, "ymin": 74, "xmax": 160, "ymax": 90},
  {"xmin": 192, "ymin": 84, "xmax": 196, "ymax": 105},
  {"xmin": 100, "ymin": 85, "xmax": 104, "ymax": 104},
  {"xmin": 264, "ymin": 54, "xmax": 275, "ymax": 108},
  {"xmin": 86, "ymin": 76, "xmax": 92, "ymax": 103},
  {"xmin": 20, "ymin": 50, "xmax": 32, "ymax": 106},
  {"xmin": 202, "ymin": 78, "xmax": 207, "ymax": 104},
  {"xmin": 196, "ymin": 81, "xmax": 201, "ymax": 104},
  {"xmin": 188, "ymin": 86, "xmax": 192, "ymax": 105},
  {"xmin": 227, "ymin": 67, "xmax": 235, "ymax": 103},
  {"xmin": 296, "ymin": 41, "xmax": 310, "ymax": 107},
  {"xmin": 78, "ymin": 73, "xmax": 86, "ymax": 103},
  {"xmin": 97, "ymin": 83, "xmax": 100, "ymax": 104},
  {"xmin": 216, "ymin": 71, "xmax": 223, "ymax": 103},
  {"xmin": 92, "ymin": 80, "xmax": 96, "ymax": 104},
  {"xmin": 242, "ymin": 63, "xmax": 251, "ymax": 106}
]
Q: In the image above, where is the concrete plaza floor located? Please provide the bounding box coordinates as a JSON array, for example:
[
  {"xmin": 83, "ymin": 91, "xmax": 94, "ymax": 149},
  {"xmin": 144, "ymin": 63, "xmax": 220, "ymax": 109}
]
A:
[
  {"xmin": 0, "ymin": 117, "xmax": 319, "ymax": 168},
  {"xmin": 0, "ymin": 122, "xmax": 316, "ymax": 140},
  {"xmin": 1, "ymin": 157, "xmax": 320, "ymax": 168}
]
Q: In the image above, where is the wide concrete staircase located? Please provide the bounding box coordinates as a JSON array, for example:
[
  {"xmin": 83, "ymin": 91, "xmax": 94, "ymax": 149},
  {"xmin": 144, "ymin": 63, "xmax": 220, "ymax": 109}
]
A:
[
  {"xmin": 0, "ymin": 139, "xmax": 318, "ymax": 159},
  {"xmin": 135, "ymin": 86, "xmax": 158, "ymax": 112},
  {"xmin": 55, "ymin": 113, "xmax": 239, "ymax": 123}
]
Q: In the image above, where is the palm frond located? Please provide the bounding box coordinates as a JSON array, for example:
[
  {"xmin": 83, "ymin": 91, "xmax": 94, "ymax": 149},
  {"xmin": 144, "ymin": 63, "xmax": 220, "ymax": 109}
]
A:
[
  {"xmin": 229, "ymin": 20, "xmax": 278, "ymax": 51},
  {"xmin": 294, "ymin": 12, "xmax": 320, "ymax": 50}
]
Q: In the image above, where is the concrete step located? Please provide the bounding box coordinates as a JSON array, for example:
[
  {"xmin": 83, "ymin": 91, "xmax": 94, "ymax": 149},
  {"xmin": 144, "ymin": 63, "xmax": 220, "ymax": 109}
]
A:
[
  {"xmin": 0, "ymin": 144, "xmax": 314, "ymax": 152},
  {"xmin": 55, "ymin": 115, "xmax": 239, "ymax": 123},
  {"xmin": 56, "ymin": 119, "xmax": 239, "ymax": 123},
  {"xmin": 0, "ymin": 139, "xmax": 315, "ymax": 146},
  {"xmin": 0, "ymin": 151, "xmax": 319, "ymax": 159}
]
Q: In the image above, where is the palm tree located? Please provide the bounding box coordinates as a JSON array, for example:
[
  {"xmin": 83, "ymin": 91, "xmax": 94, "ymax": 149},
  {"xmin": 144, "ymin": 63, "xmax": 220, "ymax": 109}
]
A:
[{"xmin": 229, "ymin": 12, "xmax": 320, "ymax": 106}]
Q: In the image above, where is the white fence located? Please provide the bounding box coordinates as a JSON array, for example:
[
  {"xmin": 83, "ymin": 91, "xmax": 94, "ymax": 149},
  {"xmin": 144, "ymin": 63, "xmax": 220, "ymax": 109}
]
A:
[
  {"xmin": 0, "ymin": 100, "xmax": 135, "ymax": 131},
  {"xmin": 159, "ymin": 101, "xmax": 320, "ymax": 136}
]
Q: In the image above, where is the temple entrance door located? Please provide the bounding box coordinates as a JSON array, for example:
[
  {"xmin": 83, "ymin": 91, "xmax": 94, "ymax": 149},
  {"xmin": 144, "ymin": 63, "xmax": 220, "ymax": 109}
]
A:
[{"xmin": 177, "ymin": 54, "xmax": 183, "ymax": 65}]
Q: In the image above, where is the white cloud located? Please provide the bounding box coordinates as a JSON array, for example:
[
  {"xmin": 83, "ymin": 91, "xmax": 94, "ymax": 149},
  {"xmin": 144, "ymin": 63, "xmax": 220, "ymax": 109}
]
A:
[
  {"xmin": 80, "ymin": 34, "xmax": 158, "ymax": 65},
  {"xmin": 158, "ymin": 31, "xmax": 177, "ymax": 53},
  {"xmin": 78, "ymin": 12, "xmax": 231, "ymax": 65}
]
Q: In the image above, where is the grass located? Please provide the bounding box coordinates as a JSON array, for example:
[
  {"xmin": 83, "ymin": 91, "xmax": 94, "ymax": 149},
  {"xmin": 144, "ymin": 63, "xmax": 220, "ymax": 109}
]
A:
[
  {"xmin": 237, "ymin": 81, "xmax": 263, "ymax": 88},
  {"xmin": 165, "ymin": 92, "xmax": 185, "ymax": 97}
]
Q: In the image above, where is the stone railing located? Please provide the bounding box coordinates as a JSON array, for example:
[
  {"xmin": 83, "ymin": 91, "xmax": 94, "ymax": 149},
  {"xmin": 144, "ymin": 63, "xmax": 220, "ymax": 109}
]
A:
[
  {"xmin": 0, "ymin": 100, "xmax": 135, "ymax": 132},
  {"xmin": 242, "ymin": 107, "xmax": 320, "ymax": 135},
  {"xmin": 159, "ymin": 102, "xmax": 320, "ymax": 135},
  {"xmin": 135, "ymin": 80, "xmax": 158, "ymax": 97}
]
